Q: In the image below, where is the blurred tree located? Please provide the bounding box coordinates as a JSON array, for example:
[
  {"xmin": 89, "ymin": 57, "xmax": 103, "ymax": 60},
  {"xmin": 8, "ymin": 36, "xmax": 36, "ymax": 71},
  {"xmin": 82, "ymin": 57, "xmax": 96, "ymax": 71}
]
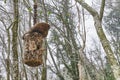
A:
[
  {"xmin": 104, "ymin": 1, "xmax": 120, "ymax": 63},
  {"xmin": 75, "ymin": 0, "xmax": 120, "ymax": 80},
  {"xmin": 104, "ymin": 57, "xmax": 115, "ymax": 80},
  {"xmin": 47, "ymin": 0, "xmax": 80, "ymax": 80},
  {"xmin": 41, "ymin": 0, "xmax": 48, "ymax": 80}
]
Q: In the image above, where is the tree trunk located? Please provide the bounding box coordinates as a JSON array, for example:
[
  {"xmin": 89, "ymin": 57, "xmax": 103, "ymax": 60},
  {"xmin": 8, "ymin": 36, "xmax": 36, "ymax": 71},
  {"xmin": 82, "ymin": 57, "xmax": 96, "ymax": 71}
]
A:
[
  {"xmin": 12, "ymin": 0, "xmax": 19, "ymax": 80},
  {"xmin": 75, "ymin": 0, "xmax": 120, "ymax": 80},
  {"xmin": 6, "ymin": 29, "xmax": 10, "ymax": 80},
  {"xmin": 41, "ymin": 0, "xmax": 48, "ymax": 80}
]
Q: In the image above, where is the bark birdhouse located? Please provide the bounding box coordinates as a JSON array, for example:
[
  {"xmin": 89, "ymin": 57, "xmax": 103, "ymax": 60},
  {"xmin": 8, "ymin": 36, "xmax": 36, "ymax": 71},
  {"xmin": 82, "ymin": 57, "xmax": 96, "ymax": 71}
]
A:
[{"xmin": 22, "ymin": 23, "xmax": 50, "ymax": 67}]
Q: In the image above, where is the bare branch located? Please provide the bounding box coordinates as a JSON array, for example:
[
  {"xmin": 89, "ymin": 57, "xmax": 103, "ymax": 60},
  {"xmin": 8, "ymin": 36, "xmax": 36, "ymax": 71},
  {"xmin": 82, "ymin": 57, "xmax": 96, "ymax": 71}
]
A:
[
  {"xmin": 99, "ymin": 0, "xmax": 105, "ymax": 21},
  {"xmin": 75, "ymin": 0, "xmax": 98, "ymax": 17}
]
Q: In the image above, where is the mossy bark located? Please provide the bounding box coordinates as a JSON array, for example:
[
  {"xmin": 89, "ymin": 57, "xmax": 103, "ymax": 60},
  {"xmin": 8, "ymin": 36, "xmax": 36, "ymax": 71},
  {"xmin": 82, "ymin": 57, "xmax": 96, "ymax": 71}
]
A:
[{"xmin": 12, "ymin": 0, "xmax": 19, "ymax": 80}]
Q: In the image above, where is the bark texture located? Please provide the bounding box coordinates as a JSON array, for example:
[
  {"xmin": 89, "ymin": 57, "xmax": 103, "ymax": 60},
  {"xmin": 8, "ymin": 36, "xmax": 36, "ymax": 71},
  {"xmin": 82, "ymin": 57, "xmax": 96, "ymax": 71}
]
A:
[{"xmin": 12, "ymin": 0, "xmax": 19, "ymax": 80}]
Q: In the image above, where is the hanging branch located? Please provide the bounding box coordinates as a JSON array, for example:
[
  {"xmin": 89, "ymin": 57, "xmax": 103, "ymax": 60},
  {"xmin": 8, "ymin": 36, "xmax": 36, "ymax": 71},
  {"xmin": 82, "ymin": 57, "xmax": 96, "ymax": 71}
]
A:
[{"xmin": 33, "ymin": 0, "xmax": 37, "ymax": 25}]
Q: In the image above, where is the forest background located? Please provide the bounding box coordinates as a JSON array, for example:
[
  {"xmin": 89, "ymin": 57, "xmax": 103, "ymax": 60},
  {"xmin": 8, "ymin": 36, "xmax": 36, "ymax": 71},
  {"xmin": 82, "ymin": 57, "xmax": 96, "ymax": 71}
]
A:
[{"xmin": 0, "ymin": 0, "xmax": 120, "ymax": 80}]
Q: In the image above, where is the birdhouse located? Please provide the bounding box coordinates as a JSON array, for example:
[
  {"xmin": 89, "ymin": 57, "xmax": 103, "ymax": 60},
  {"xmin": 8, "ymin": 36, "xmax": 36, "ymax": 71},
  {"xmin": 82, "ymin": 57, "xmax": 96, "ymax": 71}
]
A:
[
  {"xmin": 22, "ymin": 22, "xmax": 50, "ymax": 67},
  {"xmin": 23, "ymin": 32, "xmax": 44, "ymax": 67}
]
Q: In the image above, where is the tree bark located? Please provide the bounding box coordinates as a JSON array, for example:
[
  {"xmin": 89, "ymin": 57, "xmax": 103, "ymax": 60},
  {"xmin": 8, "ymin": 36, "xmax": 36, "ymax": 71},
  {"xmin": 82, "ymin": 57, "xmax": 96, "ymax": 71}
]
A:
[
  {"xmin": 6, "ymin": 27, "xmax": 11, "ymax": 80},
  {"xmin": 75, "ymin": 0, "xmax": 120, "ymax": 80},
  {"xmin": 12, "ymin": 0, "xmax": 19, "ymax": 80},
  {"xmin": 41, "ymin": 0, "xmax": 48, "ymax": 80}
]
